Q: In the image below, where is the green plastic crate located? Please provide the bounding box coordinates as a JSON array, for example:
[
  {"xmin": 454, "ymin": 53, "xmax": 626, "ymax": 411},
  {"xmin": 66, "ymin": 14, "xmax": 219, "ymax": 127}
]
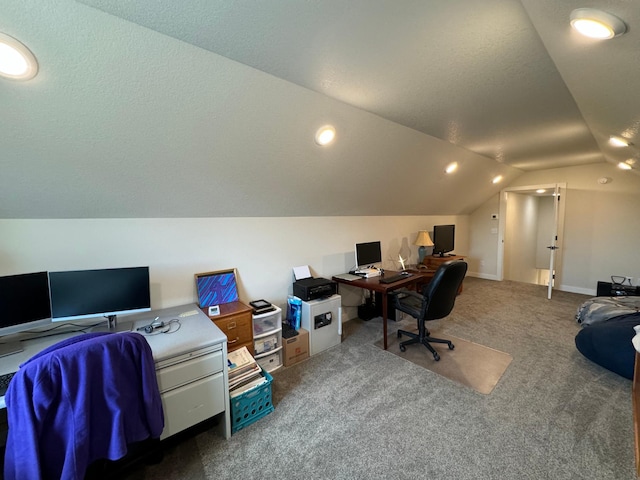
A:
[{"xmin": 230, "ymin": 370, "xmax": 274, "ymax": 434}]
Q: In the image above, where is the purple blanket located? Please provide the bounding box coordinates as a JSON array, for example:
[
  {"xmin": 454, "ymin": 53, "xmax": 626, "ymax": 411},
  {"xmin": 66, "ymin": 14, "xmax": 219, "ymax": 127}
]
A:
[{"xmin": 4, "ymin": 332, "xmax": 164, "ymax": 480}]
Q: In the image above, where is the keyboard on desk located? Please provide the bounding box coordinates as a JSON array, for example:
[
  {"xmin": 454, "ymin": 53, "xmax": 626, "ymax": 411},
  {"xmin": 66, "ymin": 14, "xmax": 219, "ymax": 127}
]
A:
[
  {"xmin": 0, "ymin": 371, "xmax": 16, "ymax": 396},
  {"xmin": 379, "ymin": 272, "xmax": 412, "ymax": 284}
]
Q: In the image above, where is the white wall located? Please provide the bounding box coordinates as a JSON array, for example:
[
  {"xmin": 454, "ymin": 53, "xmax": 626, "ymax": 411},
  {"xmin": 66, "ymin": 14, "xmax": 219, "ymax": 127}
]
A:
[
  {"xmin": 504, "ymin": 193, "xmax": 538, "ymax": 284},
  {"xmin": 469, "ymin": 163, "xmax": 640, "ymax": 294},
  {"xmin": 1, "ymin": 215, "xmax": 469, "ymax": 322},
  {"xmin": 534, "ymin": 196, "xmax": 554, "ymax": 270},
  {"xmin": 468, "ymin": 196, "xmax": 500, "ymax": 279},
  {"xmin": 6, "ymin": 162, "xmax": 636, "ymax": 311}
]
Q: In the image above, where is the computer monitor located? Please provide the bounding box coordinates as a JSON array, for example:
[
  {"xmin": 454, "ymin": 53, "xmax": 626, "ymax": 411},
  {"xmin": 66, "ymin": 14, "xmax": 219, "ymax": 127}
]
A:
[
  {"xmin": 432, "ymin": 224, "xmax": 455, "ymax": 257},
  {"xmin": 49, "ymin": 267, "xmax": 151, "ymax": 329},
  {"xmin": 0, "ymin": 271, "xmax": 52, "ymax": 357},
  {"xmin": 355, "ymin": 241, "xmax": 382, "ymax": 269}
]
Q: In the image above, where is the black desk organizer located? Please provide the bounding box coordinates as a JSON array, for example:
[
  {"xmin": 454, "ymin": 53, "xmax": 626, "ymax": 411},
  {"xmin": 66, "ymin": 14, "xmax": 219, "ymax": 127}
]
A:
[{"xmin": 596, "ymin": 281, "xmax": 640, "ymax": 297}]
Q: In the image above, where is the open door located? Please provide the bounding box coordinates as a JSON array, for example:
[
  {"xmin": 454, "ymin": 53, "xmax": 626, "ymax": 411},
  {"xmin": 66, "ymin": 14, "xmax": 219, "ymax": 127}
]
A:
[
  {"xmin": 545, "ymin": 184, "xmax": 563, "ymax": 299},
  {"xmin": 498, "ymin": 183, "xmax": 566, "ymax": 299}
]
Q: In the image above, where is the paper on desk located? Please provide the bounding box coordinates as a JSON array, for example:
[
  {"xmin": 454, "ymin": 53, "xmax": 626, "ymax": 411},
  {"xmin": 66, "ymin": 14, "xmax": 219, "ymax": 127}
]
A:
[{"xmin": 293, "ymin": 265, "xmax": 311, "ymax": 280}]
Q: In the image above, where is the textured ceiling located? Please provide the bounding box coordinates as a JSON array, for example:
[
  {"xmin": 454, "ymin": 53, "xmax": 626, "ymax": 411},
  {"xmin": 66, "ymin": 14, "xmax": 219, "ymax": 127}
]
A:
[
  {"xmin": 1, "ymin": 0, "xmax": 638, "ymax": 219},
  {"xmin": 78, "ymin": 0, "xmax": 640, "ymax": 171}
]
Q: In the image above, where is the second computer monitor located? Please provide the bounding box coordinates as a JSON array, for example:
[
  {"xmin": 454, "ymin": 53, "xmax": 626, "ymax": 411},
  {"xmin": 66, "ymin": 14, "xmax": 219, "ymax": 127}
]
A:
[
  {"xmin": 432, "ymin": 224, "xmax": 455, "ymax": 257},
  {"xmin": 355, "ymin": 241, "xmax": 382, "ymax": 269},
  {"xmin": 49, "ymin": 266, "xmax": 151, "ymax": 323}
]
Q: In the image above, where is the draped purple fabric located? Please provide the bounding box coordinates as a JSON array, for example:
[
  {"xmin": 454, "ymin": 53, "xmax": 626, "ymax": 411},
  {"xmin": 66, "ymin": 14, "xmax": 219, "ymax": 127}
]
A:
[{"xmin": 4, "ymin": 332, "xmax": 164, "ymax": 480}]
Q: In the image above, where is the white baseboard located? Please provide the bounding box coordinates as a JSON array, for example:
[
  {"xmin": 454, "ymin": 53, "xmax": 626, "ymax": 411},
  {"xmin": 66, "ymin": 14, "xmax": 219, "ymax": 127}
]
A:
[
  {"xmin": 466, "ymin": 273, "xmax": 596, "ymax": 296},
  {"xmin": 557, "ymin": 284, "xmax": 596, "ymax": 296},
  {"xmin": 467, "ymin": 271, "xmax": 499, "ymax": 281}
]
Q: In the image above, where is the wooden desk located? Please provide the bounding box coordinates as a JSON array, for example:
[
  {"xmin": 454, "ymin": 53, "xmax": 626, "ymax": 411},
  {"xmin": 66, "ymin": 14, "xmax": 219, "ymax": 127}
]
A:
[
  {"xmin": 332, "ymin": 271, "xmax": 428, "ymax": 350},
  {"xmin": 419, "ymin": 255, "xmax": 465, "ymax": 293},
  {"xmin": 404, "ymin": 267, "xmax": 436, "ymax": 292}
]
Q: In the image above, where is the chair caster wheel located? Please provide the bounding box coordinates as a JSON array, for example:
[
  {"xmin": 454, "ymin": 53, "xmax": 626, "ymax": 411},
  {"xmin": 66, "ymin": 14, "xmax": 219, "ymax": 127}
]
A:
[
  {"xmin": 399, "ymin": 344, "xmax": 406, "ymax": 352},
  {"xmin": 448, "ymin": 343, "xmax": 455, "ymax": 350},
  {"xmin": 433, "ymin": 352, "xmax": 440, "ymax": 361}
]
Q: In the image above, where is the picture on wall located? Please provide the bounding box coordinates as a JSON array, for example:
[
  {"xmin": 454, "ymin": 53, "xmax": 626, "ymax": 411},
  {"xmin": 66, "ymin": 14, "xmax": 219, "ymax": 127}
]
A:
[{"xmin": 195, "ymin": 269, "xmax": 239, "ymax": 307}]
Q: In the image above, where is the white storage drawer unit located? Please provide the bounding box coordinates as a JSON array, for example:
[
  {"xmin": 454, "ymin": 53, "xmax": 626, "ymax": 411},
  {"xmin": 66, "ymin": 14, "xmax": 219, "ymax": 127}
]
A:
[
  {"xmin": 254, "ymin": 332, "xmax": 279, "ymax": 355},
  {"xmin": 253, "ymin": 306, "xmax": 283, "ymax": 372},
  {"xmin": 256, "ymin": 351, "xmax": 280, "ymax": 371},
  {"xmin": 253, "ymin": 307, "xmax": 281, "ymax": 336}
]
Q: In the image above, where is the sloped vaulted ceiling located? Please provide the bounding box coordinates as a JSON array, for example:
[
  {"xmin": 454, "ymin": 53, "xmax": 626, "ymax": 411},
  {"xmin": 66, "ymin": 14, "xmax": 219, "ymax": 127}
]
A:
[{"xmin": 1, "ymin": 0, "xmax": 638, "ymax": 218}]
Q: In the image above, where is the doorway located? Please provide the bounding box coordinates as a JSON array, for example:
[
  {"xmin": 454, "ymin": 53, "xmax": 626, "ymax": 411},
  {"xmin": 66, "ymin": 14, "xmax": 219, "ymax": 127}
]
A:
[{"xmin": 497, "ymin": 183, "xmax": 566, "ymax": 298}]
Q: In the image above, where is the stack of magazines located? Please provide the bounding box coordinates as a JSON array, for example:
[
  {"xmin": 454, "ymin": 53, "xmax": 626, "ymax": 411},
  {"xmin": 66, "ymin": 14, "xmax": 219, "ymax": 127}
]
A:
[{"xmin": 228, "ymin": 346, "xmax": 267, "ymax": 398}]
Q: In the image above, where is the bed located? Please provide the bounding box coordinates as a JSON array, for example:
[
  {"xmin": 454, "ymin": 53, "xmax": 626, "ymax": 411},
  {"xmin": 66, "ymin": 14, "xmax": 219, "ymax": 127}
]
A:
[
  {"xmin": 576, "ymin": 296, "xmax": 640, "ymax": 326},
  {"xmin": 575, "ymin": 296, "xmax": 640, "ymax": 380}
]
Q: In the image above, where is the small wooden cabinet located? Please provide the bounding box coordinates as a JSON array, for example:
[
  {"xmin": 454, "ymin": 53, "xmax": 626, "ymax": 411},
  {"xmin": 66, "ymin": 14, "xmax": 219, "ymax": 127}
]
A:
[
  {"xmin": 422, "ymin": 254, "xmax": 465, "ymax": 269},
  {"xmin": 202, "ymin": 301, "xmax": 254, "ymax": 356},
  {"xmin": 417, "ymin": 255, "xmax": 465, "ymax": 293}
]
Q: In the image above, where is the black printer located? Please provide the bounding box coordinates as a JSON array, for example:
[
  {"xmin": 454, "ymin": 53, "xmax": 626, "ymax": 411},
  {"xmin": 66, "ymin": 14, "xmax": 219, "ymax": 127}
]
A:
[{"xmin": 293, "ymin": 277, "xmax": 337, "ymax": 301}]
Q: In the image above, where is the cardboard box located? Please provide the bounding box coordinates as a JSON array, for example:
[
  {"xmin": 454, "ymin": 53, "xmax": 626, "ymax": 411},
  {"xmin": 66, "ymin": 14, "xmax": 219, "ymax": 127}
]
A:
[{"xmin": 283, "ymin": 328, "xmax": 309, "ymax": 367}]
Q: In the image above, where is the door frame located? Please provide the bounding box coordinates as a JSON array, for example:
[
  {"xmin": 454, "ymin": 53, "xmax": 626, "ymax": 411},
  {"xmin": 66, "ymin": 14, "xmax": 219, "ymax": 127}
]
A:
[{"xmin": 497, "ymin": 183, "xmax": 566, "ymax": 295}]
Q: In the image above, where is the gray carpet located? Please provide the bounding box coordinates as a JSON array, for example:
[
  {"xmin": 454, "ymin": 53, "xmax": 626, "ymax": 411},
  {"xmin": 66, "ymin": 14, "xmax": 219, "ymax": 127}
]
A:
[
  {"xmin": 375, "ymin": 332, "xmax": 513, "ymax": 394},
  {"xmin": 122, "ymin": 278, "xmax": 636, "ymax": 480}
]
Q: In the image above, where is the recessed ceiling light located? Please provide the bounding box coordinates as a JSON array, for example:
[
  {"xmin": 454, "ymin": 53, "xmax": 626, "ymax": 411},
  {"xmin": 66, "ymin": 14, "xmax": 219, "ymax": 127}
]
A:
[
  {"xmin": 315, "ymin": 125, "xmax": 336, "ymax": 146},
  {"xmin": 492, "ymin": 175, "xmax": 503, "ymax": 184},
  {"xmin": 570, "ymin": 8, "xmax": 627, "ymax": 39},
  {"xmin": 0, "ymin": 33, "xmax": 38, "ymax": 80},
  {"xmin": 536, "ymin": 189, "xmax": 546, "ymax": 194},
  {"xmin": 445, "ymin": 162, "xmax": 458, "ymax": 174},
  {"xmin": 617, "ymin": 162, "xmax": 632, "ymax": 170},
  {"xmin": 609, "ymin": 135, "xmax": 629, "ymax": 147}
]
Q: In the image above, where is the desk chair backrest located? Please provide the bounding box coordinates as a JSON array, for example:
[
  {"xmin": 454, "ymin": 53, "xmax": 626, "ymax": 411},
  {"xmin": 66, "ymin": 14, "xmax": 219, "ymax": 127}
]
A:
[
  {"xmin": 421, "ymin": 260, "xmax": 468, "ymax": 320},
  {"xmin": 4, "ymin": 331, "xmax": 164, "ymax": 480}
]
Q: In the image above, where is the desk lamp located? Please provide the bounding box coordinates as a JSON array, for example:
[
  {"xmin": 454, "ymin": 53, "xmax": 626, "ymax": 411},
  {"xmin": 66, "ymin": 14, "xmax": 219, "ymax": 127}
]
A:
[{"xmin": 414, "ymin": 231, "xmax": 434, "ymax": 264}]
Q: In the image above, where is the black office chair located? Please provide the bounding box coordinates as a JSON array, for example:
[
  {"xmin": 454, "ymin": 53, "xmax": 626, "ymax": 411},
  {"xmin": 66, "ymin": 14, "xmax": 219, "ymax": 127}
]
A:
[{"xmin": 394, "ymin": 260, "xmax": 467, "ymax": 361}]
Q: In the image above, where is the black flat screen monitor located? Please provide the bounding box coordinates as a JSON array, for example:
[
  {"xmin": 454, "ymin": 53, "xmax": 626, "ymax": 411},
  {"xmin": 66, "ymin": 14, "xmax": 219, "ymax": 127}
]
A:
[
  {"xmin": 355, "ymin": 241, "xmax": 382, "ymax": 269},
  {"xmin": 0, "ymin": 271, "xmax": 52, "ymax": 356},
  {"xmin": 49, "ymin": 267, "xmax": 151, "ymax": 323},
  {"xmin": 432, "ymin": 225, "xmax": 455, "ymax": 257}
]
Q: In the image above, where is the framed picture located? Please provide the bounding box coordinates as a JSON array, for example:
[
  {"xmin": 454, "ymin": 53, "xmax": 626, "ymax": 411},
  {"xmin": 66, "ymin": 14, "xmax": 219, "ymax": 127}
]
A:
[{"xmin": 195, "ymin": 269, "xmax": 239, "ymax": 307}]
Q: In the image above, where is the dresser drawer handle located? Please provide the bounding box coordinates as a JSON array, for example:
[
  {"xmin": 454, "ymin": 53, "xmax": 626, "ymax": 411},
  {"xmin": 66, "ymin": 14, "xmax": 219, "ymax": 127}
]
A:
[
  {"xmin": 227, "ymin": 321, "xmax": 237, "ymax": 329},
  {"xmin": 228, "ymin": 337, "xmax": 239, "ymax": 344}
]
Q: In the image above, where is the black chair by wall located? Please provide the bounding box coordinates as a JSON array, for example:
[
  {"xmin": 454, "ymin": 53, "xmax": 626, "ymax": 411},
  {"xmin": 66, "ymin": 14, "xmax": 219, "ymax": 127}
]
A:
[{"xmin": 394, "ymin": 260, "xmax": 468, "ymax": 361}]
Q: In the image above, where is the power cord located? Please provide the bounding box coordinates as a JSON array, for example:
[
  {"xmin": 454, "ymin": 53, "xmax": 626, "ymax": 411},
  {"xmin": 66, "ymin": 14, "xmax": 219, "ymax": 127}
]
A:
[{"xmin": 139, "ymin": 318, "xmax": 181, "ymax": 336}]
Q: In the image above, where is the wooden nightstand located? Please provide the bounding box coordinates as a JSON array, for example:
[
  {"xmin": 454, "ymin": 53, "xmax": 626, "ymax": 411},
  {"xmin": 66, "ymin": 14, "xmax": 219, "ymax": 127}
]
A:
[{"xmin": 202, "ymin": 301, "xmax": 254, "ymax": 356}]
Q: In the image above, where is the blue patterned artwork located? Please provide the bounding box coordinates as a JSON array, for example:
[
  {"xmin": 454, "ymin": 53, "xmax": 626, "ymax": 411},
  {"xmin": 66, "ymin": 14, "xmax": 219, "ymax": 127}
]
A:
[{"xmin": 196, "ymin": 271, "xmax": 238, "ymax": 306}]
